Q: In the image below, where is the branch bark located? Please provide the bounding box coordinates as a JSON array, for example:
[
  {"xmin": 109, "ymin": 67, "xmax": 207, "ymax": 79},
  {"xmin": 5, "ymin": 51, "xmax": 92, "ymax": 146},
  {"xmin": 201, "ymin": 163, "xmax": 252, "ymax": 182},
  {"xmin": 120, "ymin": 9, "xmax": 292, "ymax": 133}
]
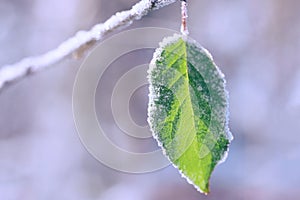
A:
[{"xmin": 0, "ymin": 0, "xmax": 177, "ymax": 90}]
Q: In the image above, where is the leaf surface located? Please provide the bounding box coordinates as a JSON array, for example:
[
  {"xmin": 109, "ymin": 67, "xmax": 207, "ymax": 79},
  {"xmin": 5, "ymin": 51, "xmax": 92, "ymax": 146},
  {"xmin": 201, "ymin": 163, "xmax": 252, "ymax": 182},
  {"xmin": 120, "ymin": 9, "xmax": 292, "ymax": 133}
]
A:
[{"xmin": 148, "ymin": 35, "xmax": 232, "ymax": 194}]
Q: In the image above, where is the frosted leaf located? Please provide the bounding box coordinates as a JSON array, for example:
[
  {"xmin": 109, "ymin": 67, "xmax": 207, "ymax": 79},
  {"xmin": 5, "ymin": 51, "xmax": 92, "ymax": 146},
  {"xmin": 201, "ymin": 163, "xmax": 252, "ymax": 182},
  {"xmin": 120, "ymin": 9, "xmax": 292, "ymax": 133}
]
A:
[{"xmin": 148, "ymin": 34, "xmax": 232, "ymax": 194}]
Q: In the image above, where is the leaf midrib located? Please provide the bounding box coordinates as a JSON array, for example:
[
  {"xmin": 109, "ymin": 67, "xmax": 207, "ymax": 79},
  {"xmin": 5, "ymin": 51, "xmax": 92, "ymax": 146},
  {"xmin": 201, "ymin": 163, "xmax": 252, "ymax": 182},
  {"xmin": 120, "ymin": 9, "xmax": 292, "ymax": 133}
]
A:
[{"xmin": 179, "ymin": 39, "xmax": 199, "ymax": 154}]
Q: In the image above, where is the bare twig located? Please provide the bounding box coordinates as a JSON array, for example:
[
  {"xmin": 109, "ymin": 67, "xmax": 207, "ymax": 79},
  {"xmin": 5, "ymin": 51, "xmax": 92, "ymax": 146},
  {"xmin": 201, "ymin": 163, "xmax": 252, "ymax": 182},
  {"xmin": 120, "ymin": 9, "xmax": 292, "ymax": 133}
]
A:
[
  {"xmin": 0, "ymin": 0, "xmax": 177, "ymax": 90},
  {"xmin": 180, "ymin": 0, "xmax": 189, "ymax": 36}
]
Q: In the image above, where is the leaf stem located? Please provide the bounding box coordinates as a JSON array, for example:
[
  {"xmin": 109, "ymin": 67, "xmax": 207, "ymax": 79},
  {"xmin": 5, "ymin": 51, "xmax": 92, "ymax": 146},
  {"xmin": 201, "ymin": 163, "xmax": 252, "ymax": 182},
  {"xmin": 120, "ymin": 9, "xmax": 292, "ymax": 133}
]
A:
[{"xmin": 180, "ymin": 0, "xmax": 189, "ymax": 36}]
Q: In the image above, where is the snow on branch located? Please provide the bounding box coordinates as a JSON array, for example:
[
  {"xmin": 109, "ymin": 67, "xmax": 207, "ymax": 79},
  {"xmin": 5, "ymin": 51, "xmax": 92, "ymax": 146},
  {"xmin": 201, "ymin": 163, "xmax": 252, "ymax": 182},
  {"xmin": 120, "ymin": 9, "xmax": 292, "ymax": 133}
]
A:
[{"xmin": 0, "ymin": 0, "xmax": 177, "ymax": 90}]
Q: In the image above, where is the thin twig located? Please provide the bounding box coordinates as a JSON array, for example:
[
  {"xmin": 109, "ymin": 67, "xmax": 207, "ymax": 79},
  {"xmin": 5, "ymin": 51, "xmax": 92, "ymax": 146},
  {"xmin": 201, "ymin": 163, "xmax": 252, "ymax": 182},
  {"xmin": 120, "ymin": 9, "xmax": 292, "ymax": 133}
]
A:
[
  {"xmin": 180, "ymin": 0, "xmax": 189, "ymax": 36},
  {"xmin": 0, "ymin": 0, "xmax": 177, "ymax": 90}
]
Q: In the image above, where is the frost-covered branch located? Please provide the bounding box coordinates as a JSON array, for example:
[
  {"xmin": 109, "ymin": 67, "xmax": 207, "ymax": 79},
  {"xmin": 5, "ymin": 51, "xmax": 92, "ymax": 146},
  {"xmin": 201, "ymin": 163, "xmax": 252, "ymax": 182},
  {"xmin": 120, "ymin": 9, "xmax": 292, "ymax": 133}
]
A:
[{"xmin": 0, "ymin": 0, "xmax": 177, "ymax": 90}]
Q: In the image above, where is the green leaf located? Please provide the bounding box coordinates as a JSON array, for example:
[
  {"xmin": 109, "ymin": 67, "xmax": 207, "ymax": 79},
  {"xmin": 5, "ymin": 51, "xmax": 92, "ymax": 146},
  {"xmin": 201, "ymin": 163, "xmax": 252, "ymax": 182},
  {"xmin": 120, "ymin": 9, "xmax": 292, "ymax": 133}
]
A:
[{"xmin": 148, "ymin": 35, "xmax": 232, "ymax": 194}]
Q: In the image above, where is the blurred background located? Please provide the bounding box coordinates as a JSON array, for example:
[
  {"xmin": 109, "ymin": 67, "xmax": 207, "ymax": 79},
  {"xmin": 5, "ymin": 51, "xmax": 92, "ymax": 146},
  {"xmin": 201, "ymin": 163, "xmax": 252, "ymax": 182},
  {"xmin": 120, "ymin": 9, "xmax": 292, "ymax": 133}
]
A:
[{"xmin": 1, "ymin": 0, "xmax": 300, "ymax": 199}]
